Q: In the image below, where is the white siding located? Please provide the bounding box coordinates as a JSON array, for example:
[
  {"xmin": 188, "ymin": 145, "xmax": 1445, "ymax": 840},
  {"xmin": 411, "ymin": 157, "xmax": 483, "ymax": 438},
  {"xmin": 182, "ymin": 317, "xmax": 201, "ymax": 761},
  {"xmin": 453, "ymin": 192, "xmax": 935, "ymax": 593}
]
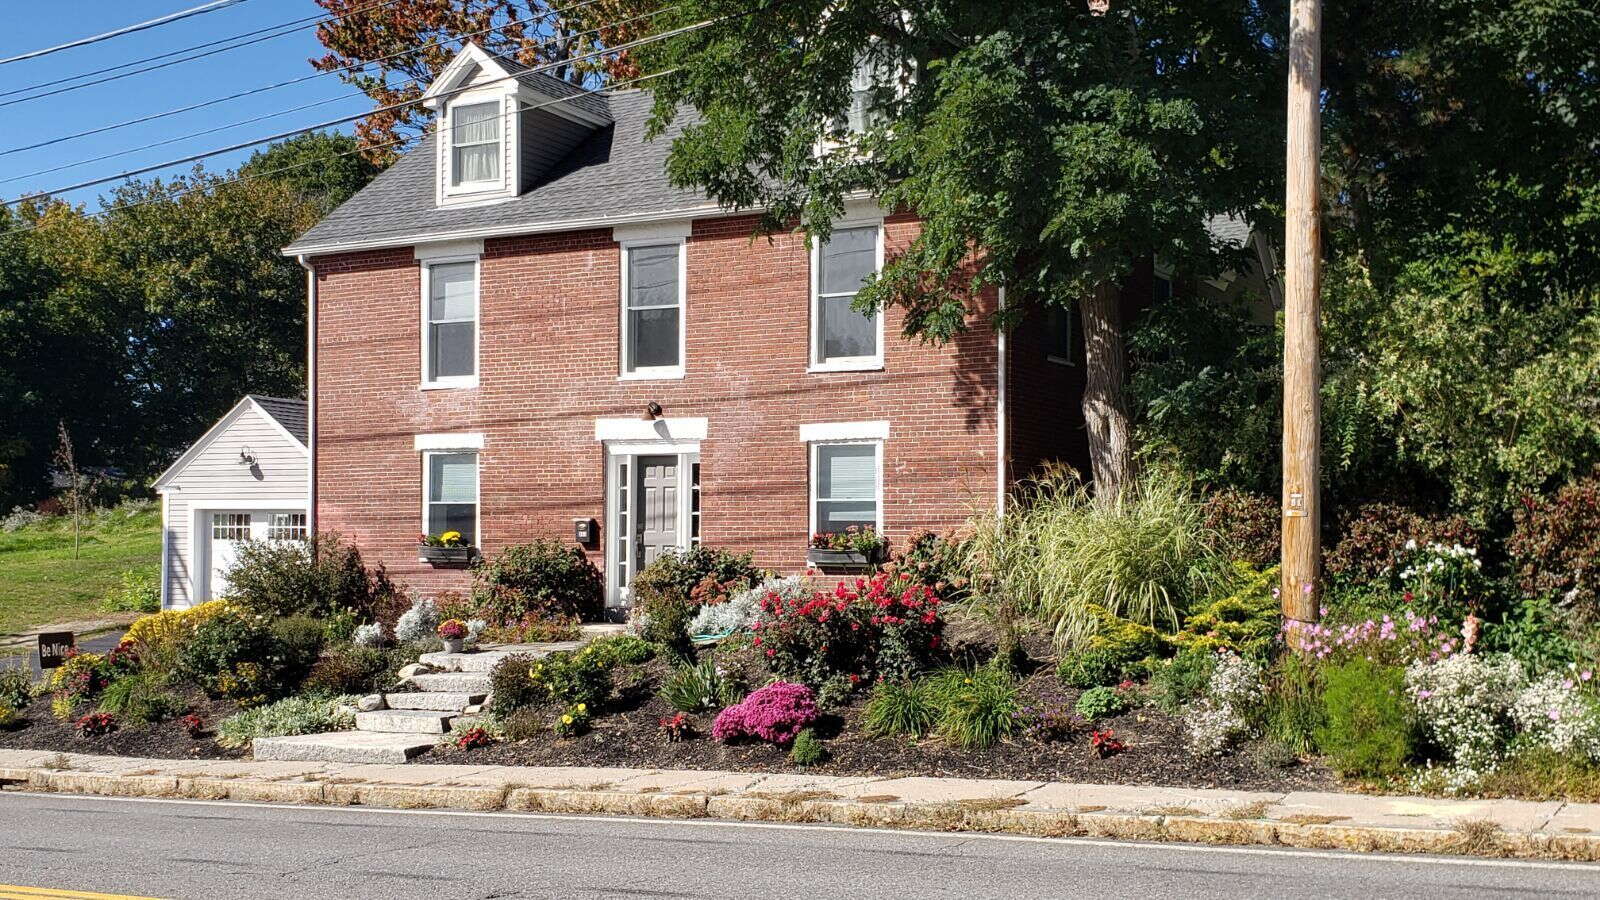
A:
[{"xmin": 161, "ymin": 405, "xmax": 307, "ymax": 608}]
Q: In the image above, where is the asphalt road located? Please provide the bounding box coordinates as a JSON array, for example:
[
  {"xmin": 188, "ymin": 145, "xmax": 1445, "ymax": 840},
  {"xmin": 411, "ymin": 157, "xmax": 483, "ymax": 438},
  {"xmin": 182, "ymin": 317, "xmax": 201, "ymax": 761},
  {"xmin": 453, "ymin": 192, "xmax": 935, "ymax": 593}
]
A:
[{"xmin": 1, "ymin": 793, "xmax": 1597, "ymax": 899}]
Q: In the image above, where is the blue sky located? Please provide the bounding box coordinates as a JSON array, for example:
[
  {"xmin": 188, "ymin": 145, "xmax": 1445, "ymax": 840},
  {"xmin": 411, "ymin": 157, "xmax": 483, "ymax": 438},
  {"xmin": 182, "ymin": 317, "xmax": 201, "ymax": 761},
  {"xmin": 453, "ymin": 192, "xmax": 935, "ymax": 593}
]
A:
[{"xmin": 0, "ymin": 0, "xmax": 371, "ymax": 210}]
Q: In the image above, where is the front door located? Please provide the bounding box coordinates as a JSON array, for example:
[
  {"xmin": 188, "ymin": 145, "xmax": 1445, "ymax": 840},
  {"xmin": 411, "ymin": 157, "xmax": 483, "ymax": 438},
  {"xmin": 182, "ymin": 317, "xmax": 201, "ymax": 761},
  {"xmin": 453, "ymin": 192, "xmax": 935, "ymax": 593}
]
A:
[{"xmin": 635, "ymin": 455, "xmax": 679, "ymax": 570}]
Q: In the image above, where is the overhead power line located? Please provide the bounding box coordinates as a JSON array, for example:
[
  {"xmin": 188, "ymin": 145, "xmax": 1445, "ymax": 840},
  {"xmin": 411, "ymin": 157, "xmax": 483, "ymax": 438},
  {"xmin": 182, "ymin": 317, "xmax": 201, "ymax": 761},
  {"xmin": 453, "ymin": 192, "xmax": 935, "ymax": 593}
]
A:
[
  {"xmin": 0, "ymin": 0, "xmax": 252, "ymax": 67},
  {"xmin": 3, "ymin": 9, "xmax": 701, "ymax": 208},
  {"xmin": 0, "ymin": 0, "xmax": 408, "ymax": 106},
  {"xmin": 0, "ymin": 0, "xmax": 624, "ymax": 153},
  {"xmin": 0, "ymin": 68, "xmax": 676, "ymax": 240}
]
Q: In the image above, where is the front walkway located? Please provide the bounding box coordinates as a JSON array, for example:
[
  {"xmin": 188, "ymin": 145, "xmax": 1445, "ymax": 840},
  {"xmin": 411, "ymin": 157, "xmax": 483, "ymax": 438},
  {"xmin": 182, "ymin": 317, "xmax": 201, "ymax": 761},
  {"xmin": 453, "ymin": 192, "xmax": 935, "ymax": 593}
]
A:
[{"xmin": 3, "ymin": 749, "xmax": 1598, "ymax": 861}]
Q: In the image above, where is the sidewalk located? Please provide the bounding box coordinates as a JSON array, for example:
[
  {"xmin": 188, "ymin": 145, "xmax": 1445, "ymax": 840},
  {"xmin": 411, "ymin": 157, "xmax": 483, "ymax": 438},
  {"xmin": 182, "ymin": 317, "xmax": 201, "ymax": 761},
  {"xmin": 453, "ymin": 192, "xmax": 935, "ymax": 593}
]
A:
[
  {"xmin": 2, "ymin": 749, "xmax": 1598, "ymax": 861},
  {"xmin": 0, "ymin": 614, "xmax": 138, "ymax": 650}
]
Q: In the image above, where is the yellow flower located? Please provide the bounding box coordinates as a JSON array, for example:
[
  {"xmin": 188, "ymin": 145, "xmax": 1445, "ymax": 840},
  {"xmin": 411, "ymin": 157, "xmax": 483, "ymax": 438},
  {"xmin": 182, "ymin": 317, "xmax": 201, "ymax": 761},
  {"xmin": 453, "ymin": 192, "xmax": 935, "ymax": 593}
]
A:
[
  {"xmin": 561, "ymin": 715, "xmax": 574, "ymax": 725},
  {"xmin": 576, "ymin": 703, "xmax": 587, "ymax": 713},
  {"xmin": 441, "ymin": 530, "xmax": 462, "ymax": 543}
]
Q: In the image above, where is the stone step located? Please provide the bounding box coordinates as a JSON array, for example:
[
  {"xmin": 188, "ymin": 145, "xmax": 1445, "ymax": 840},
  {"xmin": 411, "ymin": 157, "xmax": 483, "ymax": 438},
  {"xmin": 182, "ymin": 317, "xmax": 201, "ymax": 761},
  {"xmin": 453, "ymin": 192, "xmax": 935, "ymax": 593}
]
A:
[
  {"xmin": 356, "ymin": 709, "xmax": 455, "ymax": 734},
  {"xmin": 408, "ymin": 672, "xmax": 493, "ymax": 694},
  {"xmin": 418, "ymin": 642, "xmax": 584, "ymax": 673},
  {"xmin": 252, "ymin": 731, "xmax": 436, "ymax": 765},
  {"xmin": 384, "ymin": 691, "xmax": 484, "ymax": 712}
]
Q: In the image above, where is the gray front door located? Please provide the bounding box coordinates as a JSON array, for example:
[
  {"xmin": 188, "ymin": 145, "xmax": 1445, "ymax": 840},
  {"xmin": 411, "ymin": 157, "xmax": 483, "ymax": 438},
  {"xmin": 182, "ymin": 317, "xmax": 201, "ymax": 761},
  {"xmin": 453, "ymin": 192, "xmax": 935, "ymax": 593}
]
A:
[{"xmin": 635, "ymin": 455, "xmax": 679, "ymax": 569}]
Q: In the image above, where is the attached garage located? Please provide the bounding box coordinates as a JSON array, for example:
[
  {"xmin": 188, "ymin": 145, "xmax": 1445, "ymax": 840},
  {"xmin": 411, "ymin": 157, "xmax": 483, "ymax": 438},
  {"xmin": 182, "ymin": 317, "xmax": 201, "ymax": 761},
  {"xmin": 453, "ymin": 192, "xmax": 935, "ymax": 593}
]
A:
[{"xmin": 153, "ymin": 396, "xmax": 309, "ymax": 609}]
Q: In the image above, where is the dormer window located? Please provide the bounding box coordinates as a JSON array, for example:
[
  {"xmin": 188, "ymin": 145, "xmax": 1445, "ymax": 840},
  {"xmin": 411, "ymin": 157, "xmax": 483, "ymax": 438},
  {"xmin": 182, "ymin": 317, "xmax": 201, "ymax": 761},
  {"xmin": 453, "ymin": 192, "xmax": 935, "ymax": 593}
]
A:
[{"xmin": 450, "ymin": 101, "xmax": 502, "ymax": 187}]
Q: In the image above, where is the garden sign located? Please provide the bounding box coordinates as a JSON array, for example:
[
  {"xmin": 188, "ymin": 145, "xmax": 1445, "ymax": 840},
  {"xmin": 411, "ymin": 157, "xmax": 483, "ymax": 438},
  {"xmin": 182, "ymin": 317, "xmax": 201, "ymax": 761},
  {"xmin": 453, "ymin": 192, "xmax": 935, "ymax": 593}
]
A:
[{"xmin": 37, "ymin": 631, "xmax": 74, "ymax": 669}]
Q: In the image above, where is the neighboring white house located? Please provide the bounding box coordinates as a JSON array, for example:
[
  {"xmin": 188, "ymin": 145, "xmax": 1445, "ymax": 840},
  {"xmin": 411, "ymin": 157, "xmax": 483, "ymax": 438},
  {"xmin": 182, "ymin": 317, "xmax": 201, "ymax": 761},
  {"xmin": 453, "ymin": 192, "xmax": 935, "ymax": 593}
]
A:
[{"xmin": 153, "ymin": 396, "xmax": 308, "ymax": 609}]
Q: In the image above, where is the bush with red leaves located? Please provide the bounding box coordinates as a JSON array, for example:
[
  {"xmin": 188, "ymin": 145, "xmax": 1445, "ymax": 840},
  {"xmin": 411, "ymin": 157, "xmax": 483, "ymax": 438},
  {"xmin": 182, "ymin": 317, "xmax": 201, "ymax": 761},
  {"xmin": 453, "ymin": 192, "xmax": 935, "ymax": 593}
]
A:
[
  {"xmin": 1508, "ymin": 469, "xmax": 1600, "ymax": 623},
  {"xmin": 1324, "ymin": 502, "xmax": 1478, "ymax": 584}
]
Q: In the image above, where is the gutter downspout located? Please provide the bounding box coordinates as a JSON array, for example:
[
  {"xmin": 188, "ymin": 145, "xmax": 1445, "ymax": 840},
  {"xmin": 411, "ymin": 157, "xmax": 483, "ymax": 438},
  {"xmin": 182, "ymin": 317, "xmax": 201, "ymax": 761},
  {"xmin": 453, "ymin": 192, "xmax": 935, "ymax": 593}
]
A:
[
  {"xmin": 297, "ymin": 254, "xmax": 317, "ymax": 535},
  {"xmin": 996, "ymin": 286, "xmax": 1007, "ymax": 517}
]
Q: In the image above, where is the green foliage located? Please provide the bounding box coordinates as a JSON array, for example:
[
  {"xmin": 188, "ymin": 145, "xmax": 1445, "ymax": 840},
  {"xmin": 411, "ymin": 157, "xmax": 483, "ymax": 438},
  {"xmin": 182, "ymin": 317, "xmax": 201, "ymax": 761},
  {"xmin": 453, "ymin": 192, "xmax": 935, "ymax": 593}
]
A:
[
  {"xmin": 302, "ymin": 645, "xmax": 412, "ymax": 696},
  {"xmin": 1262, "ymin": 654, "xmax": 1324, "ymax": 757},
  {"xmin": 1481, "ymin": 595, "xmax": 1588, "ymax": 678},
  {"xmin": 238, "ymin": 132, "xmax": 380, "ymax": 215},
  {"xmin": 98, "ymin": 567, "xmax": 160, "ymax": 614},
  {"xmin": 890, "ymin": 531, "xmax": 973, "ymax": 603},
  {"xmin": 926, "ymin": 668, "xmax": 1020, "ymax": 749},
  {"xmin": 473, "ymin": 540, "xmax": 605, "ymax": 625},
  {"xmin": 176, "ymin": 610, "xmax": 284, "ymax": 704},
  {"xmin": 1174, "ymin": 563, "xmax": 1281, "ymax": 658},
  {"xmin": 1199, "ymin": 489, "xmax": 1280, "ymax": 570},
  {"xmin": 225, "ymin": 532, "xmax": 396, "ymax": 621},
  {"xmin": 268, "ymin": 615, "xmax": 328, "ymax": 687},
  {"xmin": 585, "ymin": 634, "xmax": 658, "ymax": 668},
  {"xmin": 1509, "ymin": 468, "xmax": 1600, "ymax": 625},
  {"xmin": 526, "ymin": 646, "xmax": 612, "ymax": 710},
  {"xmin": 1057, "ymin": 649, "xmax": 1131, "ymax": 689},
  {"xmin": 1150, "ymin": 649, "xmax": 1218, "ymax": 716},
  {"xmin": 1324, "ymin": 503, "xmax": 1479, "ymax": 586},
  {"xmin": 862, "ymin": 680, "xmax": 940, "ymax": 739},
  {"xmin": 96, "ymin": 672, "xmax": 184, "ymax": 725},
  {"xmin": 1074, "ymin": 685, "xmax": 1133, "ymax": 723},
  {"xmin": 973, "ymin": 469, "xmax": 1226, "ymax": 646},
  {"xmin": 660, "ymin": 659, "xmax": 737, "ymax": 713},
  {"xmin": 487, "ymin": 653, "xmax": 543, "ymax": 719},
  {"xmin": 789, "ymin": 728, "xmax": 826, "ymax": 766},
  {"xmin": 1316, "ymin": 658, "xmax": 1414, "ymax": 779},
  {"xmin": 215, "ymin": 694, "xmax": 358, "ymax": 749},
  {"xmin": 0, "ymin": 663, "xmax": 36, "ymax": 711}
]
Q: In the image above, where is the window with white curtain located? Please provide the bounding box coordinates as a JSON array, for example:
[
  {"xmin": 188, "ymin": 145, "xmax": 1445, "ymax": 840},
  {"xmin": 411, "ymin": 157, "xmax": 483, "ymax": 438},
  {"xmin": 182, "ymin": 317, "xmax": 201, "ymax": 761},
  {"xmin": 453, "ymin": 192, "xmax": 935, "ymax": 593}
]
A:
[
  {"xmin": 424, "ymin": 260, "xmax": 476, "ymax": 385},
  {"xmin": 811, "ymin": 442, "xmax": 880, "ymax": 534},
  {"xmin": 450, "ymin": 101, "xmax": 501, "ymax": 187},
  {"xmin": 812, "ymin": 225, "xmax": 881, "ymax": 368},
  {"xmin": 424, "ymin": 451, "xmax": 478, "ymax": 544},
  {"xmin": 622, "ymin": 242, "xmax": 683, "ymax": 375}
]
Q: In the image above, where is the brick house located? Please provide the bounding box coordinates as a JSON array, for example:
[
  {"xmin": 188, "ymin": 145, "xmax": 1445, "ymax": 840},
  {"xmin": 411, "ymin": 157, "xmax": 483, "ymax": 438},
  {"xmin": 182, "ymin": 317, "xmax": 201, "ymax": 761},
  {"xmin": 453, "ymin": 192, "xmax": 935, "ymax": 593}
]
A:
[{"xmin": 283, "ymin": 45, "xmax": 1244, "ymax": 615}]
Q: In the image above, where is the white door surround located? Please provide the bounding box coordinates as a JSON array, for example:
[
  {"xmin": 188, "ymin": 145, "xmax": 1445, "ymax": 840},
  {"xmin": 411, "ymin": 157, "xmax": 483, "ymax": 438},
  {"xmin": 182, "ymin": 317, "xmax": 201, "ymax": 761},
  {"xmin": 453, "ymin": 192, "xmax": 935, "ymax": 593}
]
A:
[{"xmin": 602, "ymin": 440, "xmax": 700, "ymax": 609}]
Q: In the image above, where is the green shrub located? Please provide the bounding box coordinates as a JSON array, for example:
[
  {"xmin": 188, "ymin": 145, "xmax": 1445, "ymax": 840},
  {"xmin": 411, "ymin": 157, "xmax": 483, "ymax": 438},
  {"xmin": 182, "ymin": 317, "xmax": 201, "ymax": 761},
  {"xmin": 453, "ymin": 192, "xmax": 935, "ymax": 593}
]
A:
[
  {"xmin": 302, "ymin": 645, "xmax": 405, "ymax": 695},
  {"xmin": 269, "ymin": 615, "xmax": 327, "ymax": 687},
  {"xmin": 927, "ymin": 668, "xmax": 1019, "ymax": 749},
  {"xmin": 487, "ymin": 653, "xmax": 542, "ymax": 718},
  {"xmin": 629, "ymin": 547, "xmax": 757, "ymax": 652},
  {"xmin": 96, "ymin": 672, "xmax": 184, "ymax": 725},
  {"xmin": 176, "ymin": 611, "xmax": 283, "ymax": 704},
  {"xmin": 586, "ymin": 634, "xmax": 657, "ymax": 667},
  {"xmin": 0, "ymin": 664, "xmax": 33, "ymax": 711},
  {"xmin": 660, "ymin": 659, "xmax": 737, "ymax": 713},
  {"xmin": 1316, "ymin": 658, "xmax": 1414, "ymax": 778},
  {"xmin": 1482, "ymin": 594, "xmax": 1586, "ymax": 677},
  {"xmin": 473, "ymin": 540, "xmax": 605, "ymax": 625},
  {"xmin": 1150, "ymin": 649, "xmax": 1218, "ymax": 715},
  {"xmin": 527, "ymin": 647, "xmax": 612, "ymax": 709},
  {"xmin": 1056, "ymin": 649, "xmax": 1130, "ymax": 689},
  {"xmin": 976, "ymin": 468, "xmax": 1226, "ymax": 645},
  {"xmin": 99, "ymin": 568, "xmax": 160, "ymax": 613},
  {"xmin": 0, "ymin": 704, "xmax": 16, "ymax": 729},
  {"xmin": 1200, "ymin": 488, "xmax": 1280, "ymax": 569},
  {"xmin": 1075, "ymin": 685, "xmax": 1133, "ymax": 722},
  {"xmin": 1324, "ymin": 502, "xmax": 1478, "ymax": 586},
  {"xmin": 1174, "ymin": 563, "xmax": 1281, "ymax": 658},
  {"xmin": 890, "ymin": 531, "xmax": 973, "ymax": 602},
  {"xmin": 789, "ymin": 728, "xmax": 826, "ymax": 766},
  {"xmin": 225, "ymin": 532, "xmax": 396, "ymax": 620},
  {"xmin": 215, "ymin": 694, "xmax": 358, "ymax": 748},
  {"xmin": 862, "ymin": 680, "xmax": 940, "ymax": 739}
]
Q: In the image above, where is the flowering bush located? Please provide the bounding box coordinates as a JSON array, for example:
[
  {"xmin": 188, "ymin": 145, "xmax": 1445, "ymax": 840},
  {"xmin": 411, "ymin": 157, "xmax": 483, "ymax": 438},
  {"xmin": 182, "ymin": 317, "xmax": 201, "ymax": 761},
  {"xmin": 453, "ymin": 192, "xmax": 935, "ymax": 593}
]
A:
[
  {"xmin": 1324, "ymin": 502, "xmax": 1478, "ymax": 584},
  {"xmin": 49, "ymin": 650, "xmax": 113, "ymax": 719},
  {"xmin": 1511, "ymin": 666, "xmax": 1600, "ymax": 761},
  {"xmin": 1091, "ymin": 729, "xmax": 1126, "ymax": 758},
  {"xmin": 810, "ymin": 525, "xmax": 888, "ymax": 556},
  {"xmin": 660, "ymin": 712, "xmax": 691, "ymax": 742},
  {"xmin": 689, "ymin": 576, "xmax": 806, "ymax": 638},
  {"xmin": 75, "ymin": 711, "xmax": 117, "ymax": 736},
  {"xmin": 437, "ymin": 619, "xmax": 468, "ymax": 641},
  {"xmin": 888, "ymin": 531, "xmax": 972, "ymax": 603},
  {"xmin": 752, "ymin": 572, "xmax": 944, "ymax": 688},
  {"xmin": 1395, "ymin": 541, "xmax": 1485, "ymax": 619},
  {"xmin": 1406, "ymin": 652, "xmax": 1526, "ymax": 775},
  {"xmin": 712, "ymin": 682, "xmax": 818, "ymax": 745},
  {"xmin": 527, "ymin": 645, "xmax": 612, "ymax": 710},
  {"xmin": 1183, "ymin": 651, "xmax": 1261, "ymax": 756},
  {"xmin": 1285, "ymin": 608, "xmax": 1459, "ymax": 666},
  {"xmin": 180, "ymin": 713, "xmax": 205, "ymax": 738}
]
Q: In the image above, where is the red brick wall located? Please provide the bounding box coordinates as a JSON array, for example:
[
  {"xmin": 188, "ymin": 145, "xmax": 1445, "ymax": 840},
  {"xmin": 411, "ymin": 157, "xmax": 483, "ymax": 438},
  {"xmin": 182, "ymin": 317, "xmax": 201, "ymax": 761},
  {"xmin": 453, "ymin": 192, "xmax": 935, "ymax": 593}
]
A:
[{"xmin": 312, "ymin": 213, "xmax": 1001, "ymax": 598}]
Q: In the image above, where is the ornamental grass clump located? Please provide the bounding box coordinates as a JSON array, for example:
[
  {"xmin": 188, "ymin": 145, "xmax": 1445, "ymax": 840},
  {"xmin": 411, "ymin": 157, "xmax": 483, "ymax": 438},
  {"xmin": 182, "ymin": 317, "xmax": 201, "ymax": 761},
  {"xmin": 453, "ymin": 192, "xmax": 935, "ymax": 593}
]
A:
[
  {"xmin": 926, "ymin": 667, "xmax": 1020, "ymax": 749},
  {"xmin": 863, "ymin": 679, "xmax": 940, "ymax": 739},
  {"xmin": 660, "ymin": 659, "xmax": 738, "ymax": 713},
  {"xmin": 712, "ymin": 681, "xmax": 818, "ymax": 745}
]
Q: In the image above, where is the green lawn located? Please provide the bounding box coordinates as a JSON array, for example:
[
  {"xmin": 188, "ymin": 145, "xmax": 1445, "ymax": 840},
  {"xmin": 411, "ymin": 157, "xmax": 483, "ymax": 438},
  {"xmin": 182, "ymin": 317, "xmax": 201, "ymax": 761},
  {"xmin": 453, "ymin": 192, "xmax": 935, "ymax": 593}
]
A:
[{"xmin": 0, "ymin": 503, "xmax": 160, "ymax": 635}]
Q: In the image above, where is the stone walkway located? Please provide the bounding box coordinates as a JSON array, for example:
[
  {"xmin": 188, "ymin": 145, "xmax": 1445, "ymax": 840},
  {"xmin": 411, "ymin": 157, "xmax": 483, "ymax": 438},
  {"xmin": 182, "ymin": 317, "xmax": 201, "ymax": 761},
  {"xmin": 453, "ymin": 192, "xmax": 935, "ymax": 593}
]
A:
[{"xmin": 3, "ymin": 749, "xmax": 1598, "ymax": 861}]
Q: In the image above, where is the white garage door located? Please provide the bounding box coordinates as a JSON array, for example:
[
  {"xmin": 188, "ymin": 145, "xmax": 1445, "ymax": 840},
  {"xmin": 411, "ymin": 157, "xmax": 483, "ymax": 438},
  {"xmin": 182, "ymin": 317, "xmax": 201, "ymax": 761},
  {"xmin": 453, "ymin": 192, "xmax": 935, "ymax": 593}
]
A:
[{"xmin": 205, "ymin": 510, "xmax": 306, "ymax": 602}]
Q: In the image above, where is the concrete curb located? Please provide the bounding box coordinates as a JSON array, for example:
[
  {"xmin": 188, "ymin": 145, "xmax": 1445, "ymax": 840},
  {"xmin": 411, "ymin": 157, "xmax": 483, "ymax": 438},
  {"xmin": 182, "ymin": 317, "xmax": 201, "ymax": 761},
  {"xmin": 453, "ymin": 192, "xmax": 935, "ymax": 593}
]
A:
[{"xmin": 3, "ymin": 753, "xmax": 1598, "ymax": 862}]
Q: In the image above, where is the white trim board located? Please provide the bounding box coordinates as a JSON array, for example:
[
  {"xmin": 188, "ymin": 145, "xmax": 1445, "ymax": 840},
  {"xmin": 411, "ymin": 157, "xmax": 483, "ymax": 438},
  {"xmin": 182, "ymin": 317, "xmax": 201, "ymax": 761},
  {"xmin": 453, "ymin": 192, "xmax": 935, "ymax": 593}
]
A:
[
  {"xmin": 594, "ymin": 417, "xmax": 707, "ymax": 442},
  {"xmin": 414, "ymin": 432, "xmax": 486, "ymax": 451},
  {"xmin": 798, "ymin": 420, "xmax": 890, "ymax": 442}
]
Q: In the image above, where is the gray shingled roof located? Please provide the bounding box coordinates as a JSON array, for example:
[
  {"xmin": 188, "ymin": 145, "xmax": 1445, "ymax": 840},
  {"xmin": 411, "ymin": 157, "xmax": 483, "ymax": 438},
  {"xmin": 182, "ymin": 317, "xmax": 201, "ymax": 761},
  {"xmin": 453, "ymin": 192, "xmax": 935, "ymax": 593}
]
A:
[
  {"xmin": 487, "ymin": 50, "xmax": 612, "ymax": 124},
  {"xmin": 284, "ymin": 90, "xmax": 708, "ymax": 255},
  {"xmin": 250, "ymin": 395, "xmax": 307, "ymax": 446}
]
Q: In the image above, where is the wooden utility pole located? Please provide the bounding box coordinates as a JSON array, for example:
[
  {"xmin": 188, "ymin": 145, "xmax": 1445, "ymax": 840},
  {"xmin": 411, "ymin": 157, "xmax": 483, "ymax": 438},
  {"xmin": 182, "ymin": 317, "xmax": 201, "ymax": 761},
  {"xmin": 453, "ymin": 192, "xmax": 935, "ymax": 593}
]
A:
[{"xmin": 1281, "ymin": 0, "xmax": 1322, "ymax": 625}]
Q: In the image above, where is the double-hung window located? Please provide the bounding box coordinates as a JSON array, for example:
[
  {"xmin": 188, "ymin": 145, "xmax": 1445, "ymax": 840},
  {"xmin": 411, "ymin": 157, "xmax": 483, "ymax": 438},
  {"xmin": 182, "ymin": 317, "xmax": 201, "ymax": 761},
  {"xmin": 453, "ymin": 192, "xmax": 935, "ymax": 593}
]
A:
[
  {"xmin": 424, "ymin": 451, "xmax": 478, "ymax": 545},
  {"xmin": 621, "ymin": 242, "xmax": 684, "ymax": 377},
  {"xmin": 811, "ymin": 225, "xmax": 882, "ymax": 370},
  {"xmin": 423, "ymin": 260, "xmax": 477, "ymax": 387},
  {"xmin": 811, "ymin": 442, "xmax": 881, "ymax": 535},
  {"xmin": 450, "ymin": 101, "xmax": 501, "ymax": 187}
]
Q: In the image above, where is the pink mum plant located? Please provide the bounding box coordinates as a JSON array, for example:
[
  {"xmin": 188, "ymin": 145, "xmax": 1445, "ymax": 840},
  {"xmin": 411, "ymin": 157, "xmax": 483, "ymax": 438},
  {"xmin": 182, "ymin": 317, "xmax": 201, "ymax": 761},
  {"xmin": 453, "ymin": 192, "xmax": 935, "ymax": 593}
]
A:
[{"xmin": 711, "ymin": 682, "xmax": 818, "ymax": 745}]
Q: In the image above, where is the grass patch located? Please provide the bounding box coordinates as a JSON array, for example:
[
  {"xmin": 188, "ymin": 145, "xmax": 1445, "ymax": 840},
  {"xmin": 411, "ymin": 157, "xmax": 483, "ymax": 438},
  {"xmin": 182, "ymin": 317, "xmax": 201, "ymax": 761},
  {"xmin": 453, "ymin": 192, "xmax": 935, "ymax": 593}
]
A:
[
  {"xmin": 1469, "ymin": 748, "xmax": 1600, "ymax": 803},
  {"xmin": 0, "ymin": 503, "xmax": 159, "ymax": 634}
]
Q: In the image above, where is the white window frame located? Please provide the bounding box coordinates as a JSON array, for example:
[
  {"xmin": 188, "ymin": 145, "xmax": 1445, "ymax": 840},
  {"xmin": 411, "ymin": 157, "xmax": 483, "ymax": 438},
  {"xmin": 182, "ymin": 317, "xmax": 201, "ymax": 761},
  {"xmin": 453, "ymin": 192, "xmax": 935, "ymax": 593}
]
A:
[
  {"xmin": 618, "ymin": 238, "xmax": 687, "ymax": 380},
  {"xmin": 420, "ymin": 256, "xmax": 480, "ymax": 390},
  {"xmin": 444, "ymin": 96, "xmax": 506, "ymax": 196},
  {"xmin": 809, "ymin": 221, "xmax": 885, "ymax": 373},
  {"xmin": 807, "ymin": 439, "xmax": 885, "ymax": 538},
  {"xmin": 421, "ymin": 448, "xmax": 481, "ymax": 547},
  {"xmin": 266, "ymin": 512, "xmax": 308, "ymax": 541}
]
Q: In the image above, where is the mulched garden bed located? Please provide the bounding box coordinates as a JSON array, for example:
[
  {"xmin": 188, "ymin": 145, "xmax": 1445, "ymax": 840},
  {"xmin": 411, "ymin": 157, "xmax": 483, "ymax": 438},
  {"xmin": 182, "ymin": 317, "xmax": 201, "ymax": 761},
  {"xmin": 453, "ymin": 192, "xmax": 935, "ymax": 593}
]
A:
[
  {"xmin": 0, "ymin": 690, "xmax": 245, "ymax": 761},
  {"xmin": 423, "ymin": 655, "xmax": 1338, "ymax": 793}
]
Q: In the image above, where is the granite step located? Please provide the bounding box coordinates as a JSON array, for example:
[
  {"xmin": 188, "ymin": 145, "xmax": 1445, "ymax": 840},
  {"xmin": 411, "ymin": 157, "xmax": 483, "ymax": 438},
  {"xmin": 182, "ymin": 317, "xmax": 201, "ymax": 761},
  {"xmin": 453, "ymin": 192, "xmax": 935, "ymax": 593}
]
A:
[
  {"xmin": 408, "ymin": 672, "xmax": 493, "ymax": 694},
  {"xmin": 418, "ymin": 642, "xmax": 584, "ymax": 673},
  {"xmin": 384, "ymin": 691, "xmax": 485, "ymax": 712},
  {"xmin": 252, "ymin": 731, "xmax": 436, "ymax": 764},
  {"xmin": 356, "ymin": 709, "xmax": 455, "ymax": 734}
]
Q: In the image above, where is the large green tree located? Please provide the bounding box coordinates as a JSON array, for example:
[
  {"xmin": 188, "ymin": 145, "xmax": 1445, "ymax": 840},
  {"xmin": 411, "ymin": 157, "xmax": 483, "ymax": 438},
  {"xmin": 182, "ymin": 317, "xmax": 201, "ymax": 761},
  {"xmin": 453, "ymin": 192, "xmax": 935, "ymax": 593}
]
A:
[{"xmin": 634, "ymin": 1, "xmax": 1281, "ymax": 494}]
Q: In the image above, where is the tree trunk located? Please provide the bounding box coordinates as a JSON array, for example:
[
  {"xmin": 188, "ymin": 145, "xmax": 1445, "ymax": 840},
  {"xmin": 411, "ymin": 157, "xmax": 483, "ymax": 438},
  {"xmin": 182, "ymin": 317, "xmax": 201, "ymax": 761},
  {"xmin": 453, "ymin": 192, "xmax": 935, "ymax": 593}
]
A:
[{"xmin": 1080, "ymin": 284, "xmax": 1135, "ymax": 497}]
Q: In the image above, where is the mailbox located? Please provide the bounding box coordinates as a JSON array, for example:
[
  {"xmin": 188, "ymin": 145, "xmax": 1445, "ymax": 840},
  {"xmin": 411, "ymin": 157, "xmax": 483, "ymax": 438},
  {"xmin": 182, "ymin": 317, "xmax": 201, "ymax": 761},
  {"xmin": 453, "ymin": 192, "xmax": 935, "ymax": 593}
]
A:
[{"xmin": 573, "ymin": 517, "xmax": 597, "ymax": 546}]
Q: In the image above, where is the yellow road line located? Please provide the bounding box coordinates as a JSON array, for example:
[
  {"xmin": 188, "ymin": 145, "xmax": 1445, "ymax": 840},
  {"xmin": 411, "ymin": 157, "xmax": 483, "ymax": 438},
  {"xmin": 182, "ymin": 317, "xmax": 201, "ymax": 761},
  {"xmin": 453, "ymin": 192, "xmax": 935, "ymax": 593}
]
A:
[{"xmin": 0, "ymin": 886, "xmax": 163, "ymax": 900}]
